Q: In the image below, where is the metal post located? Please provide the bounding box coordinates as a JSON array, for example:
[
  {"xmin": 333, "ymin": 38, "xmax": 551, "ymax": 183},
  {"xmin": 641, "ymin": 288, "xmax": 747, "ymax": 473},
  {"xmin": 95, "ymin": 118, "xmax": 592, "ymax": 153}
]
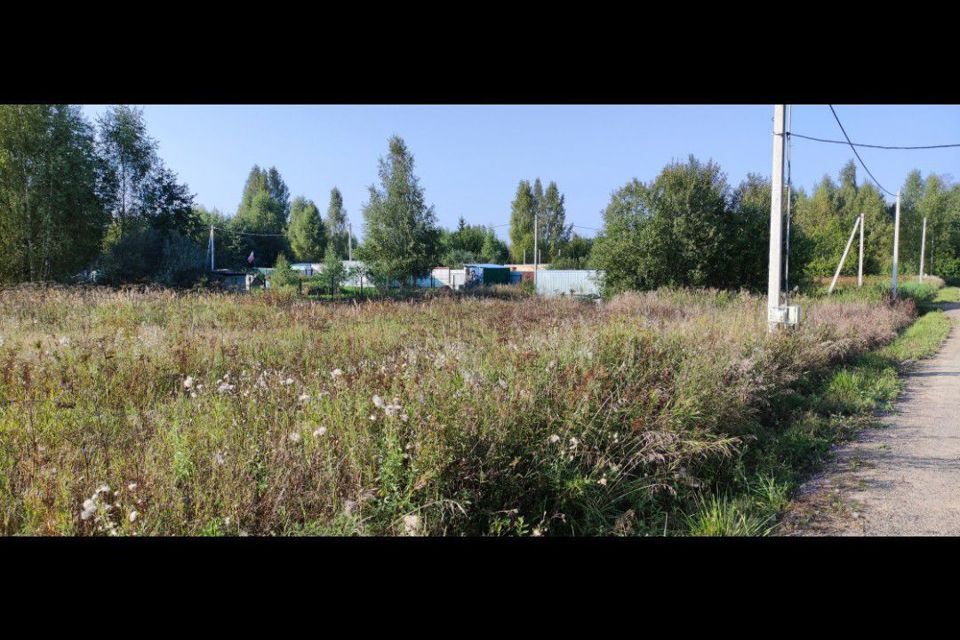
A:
[
  {"xmin": 892, "ymin": 191, "xmax": 901, "ymax": 297},
  {"xmin": 919, "ymin": 216, "xmax": 927, "ymax": 282},
  {"xmin": 829, "ymin": 216, "xmax": 861, "ymax": 294},
  {"xmin": 767, "ymin": 105, "xmax": 786, "ymax": 331},
  {"xmin": 858, "ymin": 213, "xmax": 864, "ymax": 287},
  {"xmin": 348, "ymin": 223, "xmax": 353, "ymax": 262}
]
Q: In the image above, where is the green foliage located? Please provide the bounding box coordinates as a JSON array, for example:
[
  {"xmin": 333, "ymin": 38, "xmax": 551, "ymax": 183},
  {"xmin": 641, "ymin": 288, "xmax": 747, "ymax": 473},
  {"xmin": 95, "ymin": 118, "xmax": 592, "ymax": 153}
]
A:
[
  {"xmin": 508, "ymin": 180, "xmax": 536, "ymax": 263},
  {"xmin": 321, "ymin": 242, "xmax": 346, "ymax": 294},
  {"xmin": 0, "ymin": 105, "xmax": 108, "ymax": 282},
  {"xmin": 287, "ymin": 197, "xmax": 326, "ymax": 263},
  {"xmin": 549, "ymin": 234, "xmax": 593, "ymax": 270},
  {"xmin": 99, "ymin": 224, "xmax": 206, "ymax": 286},
  {"xmin": 325, "ymin": 187, "xmax": 350, "ymax": 259},
  {"xmin": 593, "ymin": 157, "xmax": 749, "ymax": 294},
  {"xmin": 359, "ymin": 136, "xmax": 441, "ymax": 288},
  {"xmin": 508, "ymin": 179, "xmax": 571, "ymax": 264},
  {"xmin": 270, "ymin": 253, "xmax": 298, "ymax": 289},
  {"xmin": 232, "ymin": 165, "xmax": 289, "ymax": 267},
  {"xmin": 481, "ymin": 228, "xmax": 509, "ymax": 264}
]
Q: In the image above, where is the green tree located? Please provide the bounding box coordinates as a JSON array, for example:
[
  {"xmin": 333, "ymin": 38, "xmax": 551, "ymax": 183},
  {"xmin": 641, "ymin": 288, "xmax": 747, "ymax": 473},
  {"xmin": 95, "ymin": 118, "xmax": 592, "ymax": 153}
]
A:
[
  {"xmin": 508, "ymin": 180, "xmax": 536, "ymax": 263},
  {"xmin": 287, "ymin": 196, "xmax": 326, "ymax": 262},
  {"xmin": 0, "ymin": 105, "xmax": 107, "ymax": 282},
  {"xmin": 96, "ymin": 106, "xmax": 162, "ymax": 236},
  {"xmin": 549, "ymin": 233, "xmax": 593, "ymax": 270},
  {"xmin": 541, "ymin": 181, "xmax": 572, "ymax": 262},
  {"xmin": 270, "ymin": 252, "xmax": 298, "ymax": 289},
  {"xmin": 232, "ymin": 166, "xmax": 289, "ymax": 266},
  {"xmin": 592, "ymin": 156, "xmax": 734, "ymax": 294},
  {"xmin": 321, "ymin": 241, "xmax": 347, "ymax": 295},
  {"xmin": 358, "ymin": 136, "xmax": 441, "ymax": 288},
  {"xmin": 480, "ymin": 227, "xmax": 509, "ymax": 264},
  {"xmin": 325, "ymin": 187, "xmax": 351, "ymax": 259}
]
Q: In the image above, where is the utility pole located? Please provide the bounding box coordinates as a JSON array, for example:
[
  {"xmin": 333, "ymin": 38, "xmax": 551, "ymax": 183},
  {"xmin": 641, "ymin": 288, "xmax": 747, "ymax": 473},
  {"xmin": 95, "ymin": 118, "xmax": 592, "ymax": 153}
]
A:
[
  {"xmin": 919, "ymin": 216, "xmax": 927, "ymax": 282},
  {"xmin": 767, "ymin": 105, "xmax": 786, "ymax": 331},
  {"xmin": 858, "ymin": 213, "xmax": 865, "ymax": 287},
  {"xmin": 784, "ymin": 105, "xmax": 793, "ymax": 297},
  {"xmin": 892, "ymin": 191, "xmax": 901, "ymax": 297},
  {"xmin": 533, "ymin": 209, "xmax": 539, "ymax": 288},
  {"xmin": 348, "ymin": 223, "xmax": 353, "ymax": 262},
  {"xmin": 208, "ymin": 225, "xmax": 215, "ymax": 271}
]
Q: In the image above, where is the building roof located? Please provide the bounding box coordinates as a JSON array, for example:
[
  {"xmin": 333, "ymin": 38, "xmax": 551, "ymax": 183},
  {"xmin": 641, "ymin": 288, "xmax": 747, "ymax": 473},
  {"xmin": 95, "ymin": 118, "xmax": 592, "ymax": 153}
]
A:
[{"xmin": 464, "ymin": 263, "xmax": 509, "ymax": 269}]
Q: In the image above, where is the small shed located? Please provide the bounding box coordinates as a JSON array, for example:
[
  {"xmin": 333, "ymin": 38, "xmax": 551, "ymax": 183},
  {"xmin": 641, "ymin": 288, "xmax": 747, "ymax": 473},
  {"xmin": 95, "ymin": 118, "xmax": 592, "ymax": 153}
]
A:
[
  {"xmin": 211, "ymin": 269, "xmax": 263, "ymax": 292},
  {"xmin": 464, "ymin": 264, "xmax": 511, "ymax": 288}
]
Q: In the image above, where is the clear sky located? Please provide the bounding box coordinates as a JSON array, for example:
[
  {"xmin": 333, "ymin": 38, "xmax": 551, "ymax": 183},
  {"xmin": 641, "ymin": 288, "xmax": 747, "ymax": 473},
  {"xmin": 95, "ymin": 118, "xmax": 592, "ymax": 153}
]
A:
[{"xmin": 81, "ymin": 105, "xmax": 960, "ymax": 241}]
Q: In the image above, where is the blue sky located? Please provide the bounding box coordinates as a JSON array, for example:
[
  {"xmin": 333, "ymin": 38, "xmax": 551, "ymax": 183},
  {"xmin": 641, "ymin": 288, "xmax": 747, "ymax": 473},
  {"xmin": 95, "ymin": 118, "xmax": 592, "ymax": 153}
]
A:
[{"xmin": 81, "ymin": 105, "xmax": 960, "ymax": 241}]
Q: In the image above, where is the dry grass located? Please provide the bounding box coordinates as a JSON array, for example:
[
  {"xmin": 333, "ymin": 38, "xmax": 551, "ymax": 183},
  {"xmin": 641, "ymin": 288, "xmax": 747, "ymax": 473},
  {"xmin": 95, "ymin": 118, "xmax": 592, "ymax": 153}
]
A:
[{"xmin": 0, "ymin": 284, "xmax": 917, "ymax": 536}]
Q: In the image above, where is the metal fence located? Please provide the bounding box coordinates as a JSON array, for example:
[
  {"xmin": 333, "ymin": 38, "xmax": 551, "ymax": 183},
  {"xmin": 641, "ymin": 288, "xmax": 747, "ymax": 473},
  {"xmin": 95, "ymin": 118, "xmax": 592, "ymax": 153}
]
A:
[{"xmin": 534, "ymin": 270, "xmax": 602, "ymax": 297}]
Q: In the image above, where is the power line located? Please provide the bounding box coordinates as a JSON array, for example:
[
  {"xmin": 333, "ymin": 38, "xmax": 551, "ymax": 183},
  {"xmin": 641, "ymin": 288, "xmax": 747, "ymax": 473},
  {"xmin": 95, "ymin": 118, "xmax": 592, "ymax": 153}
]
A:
[
  {"xmin": 211, "ymin": 226, "xmax": 286, "ymax": 238},
  {"xmin": 791, "ymin": 131, "xmax": 960, "ymax": 150},
  {"xmin": 828, "ymin": 105, "xmax": 897, "ymax": 197}
]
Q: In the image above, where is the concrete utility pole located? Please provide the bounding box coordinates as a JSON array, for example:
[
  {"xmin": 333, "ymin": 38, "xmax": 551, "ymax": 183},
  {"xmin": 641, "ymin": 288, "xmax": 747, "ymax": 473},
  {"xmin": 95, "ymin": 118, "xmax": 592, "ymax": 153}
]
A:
[
  {"xmin": 533, "ymin": 209, "xmax": 539, "ymax": 288},
  {"xmin": 920, "ymin": 216, "xmax": 927, "ymax": 282},
  {"xmin": 858, "ymin": 213, "xmax": 865, "ymax": 287},
  {"xmin": 208, "ymin": 225, "xmax": 215, "ymax": 271},
  {"xmin": 892, "ymin": 191, "xmax": 901, "ymax": 297},
  {"xmin": 348, "ymin": 223, "xmax": 353, "ymax": 262},
  {"xmin": 767, "ymin": 105, "xmax": 786, "ymax": 331},
  {"xmin": 829, "ymin": 215, "xmax": 861, "ymax": 294},
  {"xmin": 784, "ymin": 105, "xmax": 793, "ymax": 296}
]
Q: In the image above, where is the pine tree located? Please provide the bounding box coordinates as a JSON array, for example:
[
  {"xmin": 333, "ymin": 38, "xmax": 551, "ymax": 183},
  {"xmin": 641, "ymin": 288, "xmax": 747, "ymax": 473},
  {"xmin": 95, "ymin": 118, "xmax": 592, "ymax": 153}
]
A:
[{"xmin": 358, "ymin": 136, "xmax": 441, "ymax": 288}]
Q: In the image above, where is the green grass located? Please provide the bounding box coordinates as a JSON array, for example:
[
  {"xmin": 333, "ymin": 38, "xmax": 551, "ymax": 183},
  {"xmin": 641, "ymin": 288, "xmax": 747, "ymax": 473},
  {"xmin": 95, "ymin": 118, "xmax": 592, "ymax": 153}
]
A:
[
  {"xmin": 687, "ymin": 303, "xmax": 953, "ymax": 536},
  {"xmin": 0, "ymin": 284, "xmax": 937, "ymax": 536},
  {"xmin": 933, "ymin": 286, "xmax": 960, "ymax": 304}
]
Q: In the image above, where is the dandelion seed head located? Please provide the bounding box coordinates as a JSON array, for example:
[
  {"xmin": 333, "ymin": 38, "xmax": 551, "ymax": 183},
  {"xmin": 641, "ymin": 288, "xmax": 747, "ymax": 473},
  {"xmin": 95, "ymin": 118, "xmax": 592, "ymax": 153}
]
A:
[
  {"xmin": 372, "ymin": 395, "xmax": 385, "ymax": 409},
  {"xmin": 548, "ymin": 434, "xmax": 561, "ymax": 444},
  {"xmin": 129, "ymin": 510, "xmax": 139, "ymax": 523},
  {"xmin": 313, "ymin": 426, "xmax": 327, "ymax": 437}
]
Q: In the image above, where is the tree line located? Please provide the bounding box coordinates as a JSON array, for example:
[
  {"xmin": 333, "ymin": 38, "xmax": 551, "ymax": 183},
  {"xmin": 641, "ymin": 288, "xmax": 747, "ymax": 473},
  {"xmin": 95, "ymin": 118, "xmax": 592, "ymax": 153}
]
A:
[{"xmin": 2, "ymin": 104, "xmax": 958, "ymax": 292}]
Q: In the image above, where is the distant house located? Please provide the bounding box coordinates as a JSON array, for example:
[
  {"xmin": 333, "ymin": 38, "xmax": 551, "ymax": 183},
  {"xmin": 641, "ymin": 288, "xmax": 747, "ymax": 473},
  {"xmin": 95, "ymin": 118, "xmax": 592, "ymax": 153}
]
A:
[{"xmin": 211, "ymin": 269, "xmax": 263, "ymax": 292}]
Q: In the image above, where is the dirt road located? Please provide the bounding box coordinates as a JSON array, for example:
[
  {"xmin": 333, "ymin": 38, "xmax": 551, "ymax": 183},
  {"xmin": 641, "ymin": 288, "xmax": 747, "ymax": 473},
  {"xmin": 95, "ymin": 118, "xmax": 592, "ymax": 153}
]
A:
[{"xmin": 783, "ymin": 304, "xmax": 960, "ymax": 535}]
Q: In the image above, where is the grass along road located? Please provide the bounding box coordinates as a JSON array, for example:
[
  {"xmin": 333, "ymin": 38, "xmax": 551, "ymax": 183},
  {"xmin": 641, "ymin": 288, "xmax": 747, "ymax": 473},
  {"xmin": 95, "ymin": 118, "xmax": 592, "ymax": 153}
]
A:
[{"xmin": 781, "ymin": 289, "xmax": 959, "ymax": 535}]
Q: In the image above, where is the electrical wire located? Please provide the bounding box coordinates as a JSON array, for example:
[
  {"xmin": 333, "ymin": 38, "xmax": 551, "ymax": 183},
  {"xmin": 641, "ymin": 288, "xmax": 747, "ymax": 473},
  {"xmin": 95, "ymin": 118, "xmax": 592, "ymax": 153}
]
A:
[
  {"xmin": 827, "ymin": 105, "xmax": 897, "ymax": 197},
  {"xmin": 790, "ymin": 131, "xmax": 960, "ymax": 150}
]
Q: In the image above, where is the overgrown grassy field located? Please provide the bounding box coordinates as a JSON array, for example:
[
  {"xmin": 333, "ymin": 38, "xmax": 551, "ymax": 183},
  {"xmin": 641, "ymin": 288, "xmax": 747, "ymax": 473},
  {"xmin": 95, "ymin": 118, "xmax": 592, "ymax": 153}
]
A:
[{"xmin": 0, "ymin": 283, "xmax": 943, "ymax": 536}]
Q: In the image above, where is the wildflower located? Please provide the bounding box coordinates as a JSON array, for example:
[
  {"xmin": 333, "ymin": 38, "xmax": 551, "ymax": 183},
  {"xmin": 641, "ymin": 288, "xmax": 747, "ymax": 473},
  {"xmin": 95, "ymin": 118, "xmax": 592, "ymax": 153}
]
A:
[
  {"xmin": 498, "ymin": 378, "xmax": 508, "ymax": 390},
  {"xmin": 217, "ymin": 382, "xmax": 235, "ymax": 393},
  {"xmin": 183, "ymin": 376, "xmax": 194, "ymax": 389},
  {"xmin": 214, "ymin": 452, "xmax": 226, "ymax": 466},
  {"xmin": 281, "ymin": 377, "xmax": 294, "ymax": 386},
  {"xmin": 313, "ymin": 426, "xmax": 327, "ymax": 437},
  {"xmin": 96, "ymin": 483, "xmax": 111, "ymax": 495},
  {"xmin": 402, "ymin": 514, "xmax": 421, "ymax": 536},
  {"xmin": 128, "ymin": 510, "xmax": 139, "ymax": 523},
  {"xmin": 385, "ymin": 402, "xmax": 403, "ymax": 417},
  {"xmin": 330, "ymin": 368, "xmax": 344, "ymax": 379},
  {"xmin": 127, "ymin": 482, "xmax": 138, "ymax": 492},
  {"xmin": 372, "ymin": 395, "xmax": 386, "ymax": 409},
  {"xmin": 288, "ymin": 431, "xmax": 302, "ymax": 444},
  {"xmin": 598, "ymin": 477, "xmax": 608, "ymax": 486},
  {"xmin": 569, "ymin": 437, "xmax": 579, "ymax": 449},
  {"xmin": 299, "ymin": 394, "xmax": 311, "ymax": 403},
  {"xmin": 532, "ymin": 527, "xmax": 543, "ymax": 537},
  {"xmin": 369, "ymin": 414, "xmax": 377, "ymax": 422},
  {"xmin": 548, "ymin": 434, "xmax": 561, "ymax": 444},
  {"xmin": 58, "ymin": 336, "xmax": 71, "ymax": 346},
  {"xmin": 80, "ymin": 499, "xmax": 97, "ymax": 521}
]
